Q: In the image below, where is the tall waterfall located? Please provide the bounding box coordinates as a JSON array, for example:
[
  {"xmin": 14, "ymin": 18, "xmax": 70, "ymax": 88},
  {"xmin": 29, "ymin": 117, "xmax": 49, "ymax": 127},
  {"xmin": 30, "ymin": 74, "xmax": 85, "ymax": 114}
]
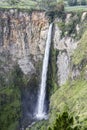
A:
[{"xmin": 36, "ymin": 23, "xmax": 53, "ymax": 119}]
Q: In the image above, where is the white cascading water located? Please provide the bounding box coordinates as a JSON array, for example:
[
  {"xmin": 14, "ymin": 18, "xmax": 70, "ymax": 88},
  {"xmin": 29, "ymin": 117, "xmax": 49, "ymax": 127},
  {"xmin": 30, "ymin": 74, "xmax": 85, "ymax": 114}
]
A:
[{"xmin": 36, "ymin": 23, "xmax": 53, "ymax": 119}]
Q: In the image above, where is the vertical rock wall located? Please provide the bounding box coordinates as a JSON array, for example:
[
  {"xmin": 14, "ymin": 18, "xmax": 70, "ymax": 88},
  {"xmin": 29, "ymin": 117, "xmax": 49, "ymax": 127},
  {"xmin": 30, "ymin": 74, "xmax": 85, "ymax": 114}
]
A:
[
  {"xmin": 53, "ymin": 12, "xmax": 87, "ymax": 86},
  {"xmin": 0, "ymin": 9, "xmax": 49, "ymax": 76},
  {"xmin": 53, "ymin": 23, "xmax": 77, "ymax": 86},
  {"xmin": 0, "ymin": 9, "xmax": 49, "ymax": 129}
]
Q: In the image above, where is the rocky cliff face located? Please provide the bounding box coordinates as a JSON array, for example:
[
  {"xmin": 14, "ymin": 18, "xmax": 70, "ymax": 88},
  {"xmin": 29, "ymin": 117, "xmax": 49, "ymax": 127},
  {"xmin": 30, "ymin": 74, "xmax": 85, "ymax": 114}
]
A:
[
  {"xmin": 0, "ymin": 9, "xmax": 49, "ymax": 76},
  {"xmin": 54, "ymin": 24, "xmax": 77, "ymax": 85},
  {"xmin": 0, "ymin": 9, "xmax": 49, "ymax": 130},
  {"xmin": 1, "ymin": 9, "xmax": 86, "ymax": 86},
  {"xmin": 53, "ymin": 12, "xmax": 87, "ymax": 86}
]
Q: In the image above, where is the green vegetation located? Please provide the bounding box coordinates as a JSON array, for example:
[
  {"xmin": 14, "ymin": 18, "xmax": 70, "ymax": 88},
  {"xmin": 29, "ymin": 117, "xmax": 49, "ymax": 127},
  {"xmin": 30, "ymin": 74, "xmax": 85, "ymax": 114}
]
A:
[
  {"xmin": 0, "ymin": 87, "xmax": 21, "ymax": 130},
  {"xmin": 48, "ymin": 26, "xmax": 87, "ymax": 130},
  {"xmin": 27, "ymin": 111, "xmax": 81, "ymax": 130},
  {"xmin": 72, "ymin": 31, "xmax": 87, "ymax": 65},
  {"xmin": 50, "ymin": 79, "xmax": 87, "ymax": 130},
  {"xmin": 0, "ymin": 65, "xmax": 28, "ymax": 130},
  {"xmin": 28, "ymin": 120, "xmax": 48, "ymax": 130},
  {"xmin": 65, "ymin": 6, "xmax": 87, "ymax": 12},
  {"xmin": 7, "ymin": 0, "xmax": 20, "ymax": 5},
  {"xmin": 56, "ymin": 11, "xmax": 87, "ymax": 40},
  {"xmin": 48, "ymin": 112, "xmax": 80, "ymax": 130},
  {"xmin": 65, "ymin": 0, "xmax": 87, "ymax": 6},
  {"xmin": 57, "ymin": 16, "xmax": 78, "ymax": 38},
  {"xmin": 68, "ymin": 0, "xmax": 77, "ymax": 6},
  {"xmin": 0, "ymin": 0, "xmax": 87, "ymax": 12},
  {"xmin": 0, "ymin": 0, "xmax": 58, "ymax": 10},
  {"xmin": 0, "ymin": 0, "xmax": 37, "ymax": 9},
  {"xmin": 36, "ymin": 0, "xmax": 58, "ymax": 10},
  {"xmin": 47, "ymin": 45, "xmax": 58, "ymax": 96}
]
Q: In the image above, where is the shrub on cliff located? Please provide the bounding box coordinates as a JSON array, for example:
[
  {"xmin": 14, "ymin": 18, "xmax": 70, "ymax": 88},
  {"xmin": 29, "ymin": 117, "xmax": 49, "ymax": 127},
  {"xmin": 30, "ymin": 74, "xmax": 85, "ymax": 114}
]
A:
[
  {"xmin": 36, "ymin": 0, "xmax": 64, "ymax": 12},
  {"xmin": 48, "ymin": 112, "xmax": 80, "ymax": 130},
  {"xmin": 36, "ymin": 0, "xmax": 57, "ymax": 10},
  {"xmin": 46, "ymin": 1, "xmax": 65, "ymax": 22}
]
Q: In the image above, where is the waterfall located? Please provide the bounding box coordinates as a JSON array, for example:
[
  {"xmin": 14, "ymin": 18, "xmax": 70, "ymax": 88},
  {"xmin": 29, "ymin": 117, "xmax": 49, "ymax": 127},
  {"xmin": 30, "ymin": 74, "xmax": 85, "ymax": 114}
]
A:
[{"xmin": 36, "ymin": 23, "xmax": 53, "ymax": 119}]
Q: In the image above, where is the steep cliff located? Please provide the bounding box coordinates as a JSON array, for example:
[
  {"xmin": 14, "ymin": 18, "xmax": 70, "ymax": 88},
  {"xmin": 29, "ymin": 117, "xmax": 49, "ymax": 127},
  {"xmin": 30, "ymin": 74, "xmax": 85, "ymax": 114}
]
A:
[
  {"xmin": 0, "ymin": 9, "xmax": 49, "ymax": 75},
  {"xmin": 0, "ymin": 9, "xmax": 49, "ymax": 130},
  {"xmin": 28, "ymin": 11, "xmax": 87, "ymax": 130},
  {"xmin": 0, "ymin": 9, "xmax": 87, "ymax": 130},
  {"xmin": 49, "ymin": 12, "xmax": 87, "ymax": 130}
]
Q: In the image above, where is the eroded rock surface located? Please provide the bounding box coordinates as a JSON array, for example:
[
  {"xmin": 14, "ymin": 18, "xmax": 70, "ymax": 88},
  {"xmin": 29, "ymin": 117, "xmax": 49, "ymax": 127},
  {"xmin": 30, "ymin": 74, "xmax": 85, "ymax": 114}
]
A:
[
  {"xmin": 0, "ymin": 10, "xmax": 49, "ymax": 75},
  {"xmin": 53, "ymin": 24, "xmax": 78, "ymax": 85}
]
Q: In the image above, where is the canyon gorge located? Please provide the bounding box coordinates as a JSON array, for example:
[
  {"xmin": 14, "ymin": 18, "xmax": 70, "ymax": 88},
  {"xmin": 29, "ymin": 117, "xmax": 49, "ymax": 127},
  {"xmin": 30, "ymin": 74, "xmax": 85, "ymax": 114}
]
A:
[{"xmin": 0, "ymin": 9, "xmax": 87, "ymax": 130}]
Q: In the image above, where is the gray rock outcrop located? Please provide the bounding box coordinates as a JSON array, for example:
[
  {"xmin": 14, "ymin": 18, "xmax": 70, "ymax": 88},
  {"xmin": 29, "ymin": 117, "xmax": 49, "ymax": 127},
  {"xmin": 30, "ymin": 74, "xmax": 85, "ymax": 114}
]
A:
[{"xmin": 0, "ymin": 10, "xmax": 49, "ymax": 76}]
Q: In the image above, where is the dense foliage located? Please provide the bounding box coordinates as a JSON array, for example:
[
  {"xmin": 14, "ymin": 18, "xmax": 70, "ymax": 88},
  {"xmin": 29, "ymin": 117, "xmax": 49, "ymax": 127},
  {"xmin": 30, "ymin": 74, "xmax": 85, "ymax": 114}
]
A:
[
  {"xmin": 0, "ymin": 65, "xmax": 26, "ymax": 130},
  {"xmin": 6, "ymin": 0, "xmax": 20, "ymax": 5},
  {"xmin": 48, "ymin": 112, "xmax": 80, "ymax": 130}
]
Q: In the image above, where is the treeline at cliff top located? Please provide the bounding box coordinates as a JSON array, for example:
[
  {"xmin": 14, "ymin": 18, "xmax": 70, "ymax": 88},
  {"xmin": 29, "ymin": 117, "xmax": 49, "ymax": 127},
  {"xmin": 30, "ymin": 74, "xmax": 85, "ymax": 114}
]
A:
[{"xmin": 0, "ymin": 0, "xmax": 87, "ymax": 11}]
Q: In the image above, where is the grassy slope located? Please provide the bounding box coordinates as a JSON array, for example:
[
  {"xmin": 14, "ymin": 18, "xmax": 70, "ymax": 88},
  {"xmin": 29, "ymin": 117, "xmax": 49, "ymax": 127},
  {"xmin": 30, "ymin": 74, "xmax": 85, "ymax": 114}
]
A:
[
  {"xmin": 0, "ymin": 0, "xmax": 37, "ymax": 9},
  {"xmin": 72, "ymin": 31, "xmax": 87, "ymax": 65},
  {"xmin": 65, "ymin": 6, "xmax": 87, "ymax": 12},
  {"xmin": 50, "ymin": 30, "xmax": 87, "ymax": 129},
  {"xmin": 50, "ymin": 80, "xmax": 87, "ymax": 128}
]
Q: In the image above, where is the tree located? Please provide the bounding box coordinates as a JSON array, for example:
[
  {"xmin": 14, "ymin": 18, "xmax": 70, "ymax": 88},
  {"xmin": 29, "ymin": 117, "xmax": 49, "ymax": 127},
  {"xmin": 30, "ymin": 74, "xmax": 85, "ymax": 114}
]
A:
[
  {"xmin": 81, "ymin": 0, "xmax": 86, "ymax": 5},
  {"xmin": 36, "ymin": 0, "xmax": 57, "ymax": 10},
  {"xmin": 48, "ymin": 112, "xmax": 80, "ymax": 130},
  {"xmin": 68, "ymin": 0, "xmax": 77, "ymax": 6},
  {"xmin": 7, "ymin": 0, "xmax": 20, "ymax": 5},
  {"xmin": 77, "ymin": 0, "xmax": 87, "ymax": 5}
]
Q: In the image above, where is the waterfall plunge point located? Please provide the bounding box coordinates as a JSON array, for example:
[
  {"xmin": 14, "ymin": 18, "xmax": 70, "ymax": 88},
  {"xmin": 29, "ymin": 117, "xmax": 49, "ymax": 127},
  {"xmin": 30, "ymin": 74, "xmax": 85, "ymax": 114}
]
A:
[{"xmin": 35, "ymin": 23, "xmax": 53, "ymax": 120}]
